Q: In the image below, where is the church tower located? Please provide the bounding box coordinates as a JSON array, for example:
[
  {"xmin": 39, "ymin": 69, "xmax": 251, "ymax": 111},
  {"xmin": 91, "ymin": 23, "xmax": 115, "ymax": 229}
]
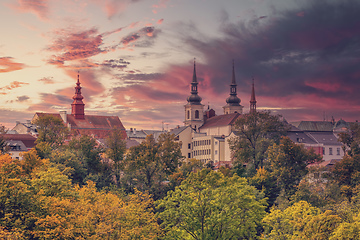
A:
[
  {"xmin": 223, "ymin": 61, "xmax": 243, "ymax": 114},
  {"xmin": 71, "ymin": 73, "xmax": 85, "ymax": 119},
  {"xmin": 250, "ymin": 78, "xmax": 256, "ymax": 113},
  {"xmin": 184, "ymin": 59, "xmax": 204, "ymax": 131}
]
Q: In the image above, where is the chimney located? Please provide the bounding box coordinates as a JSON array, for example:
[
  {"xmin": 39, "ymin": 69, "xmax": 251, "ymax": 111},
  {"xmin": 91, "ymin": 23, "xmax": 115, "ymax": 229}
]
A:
[
  {"xmin": 133, "ymin": 128, "xmax": 136, "ymax": 135},
  {"xmin": 26, "ymin": 120, "xmax": 31, "ymax": 124},
  {"xmin": 15, "ymin": 121, "xmax": 20, "ymax": 125},
  {"xmin": 59, "ymin": 111, "xmax": 67, "ymax": 124}
]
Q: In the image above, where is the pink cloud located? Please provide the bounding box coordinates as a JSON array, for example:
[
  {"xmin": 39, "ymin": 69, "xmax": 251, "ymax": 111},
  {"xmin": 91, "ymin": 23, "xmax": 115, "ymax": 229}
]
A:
[
  {"xmin": 47, "ymin": 28, "xmax": 104, "ymax": 65},
  {"xmin": 10, "ymin": 0, "xmax": 49, "ymax": 21},
  {"xmin": 157, "ymin": 19, "xmax": 164, "ymax": 24},
  {"xmin": 0, "ymin": 57, "xmax": 26, "ymax": 73},
  {"xmin": 152, "ymin": 0, "xmax": 169, "ymax": 14}
]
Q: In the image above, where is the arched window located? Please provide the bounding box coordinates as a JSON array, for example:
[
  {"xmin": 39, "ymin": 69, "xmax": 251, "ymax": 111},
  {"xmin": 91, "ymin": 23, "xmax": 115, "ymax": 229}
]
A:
[
  {"xmin": 187, "ymin": 110, "xmax": 190, "ymax": 119},
  {"xmin": 195, "ymin": 110, "xmax": 199, "ymax": 119}
]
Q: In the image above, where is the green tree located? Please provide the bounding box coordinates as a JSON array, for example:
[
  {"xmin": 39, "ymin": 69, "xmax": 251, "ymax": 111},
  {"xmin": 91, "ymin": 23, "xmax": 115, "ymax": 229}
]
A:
[
  {"xmin": 68, "ymin": 134, "xmax": 103, "ymax": 176},
  {"xmin": 33, "ymin": 115, "xmax": 69, "ymax": 148},
  {"xmin": 249, "ymin": 167, "xmax": 280, "ymax": 210},
  {"xmin": 337, "ymin": 122, "xmax": 360, "ymax": 156},
  {"xmin": 105, "ymin": 127, "xmax": 126, "ymax": 186},
  {"xmin": 124, "ymin": 133, "xmax": 182, "ymax": 199},
  {"xmin": 331, "ymin": 154, "xmax": 360, "ymax": 200},
  {"xmin": 229, "ymin": 111, "xmax": 288, "ymax": 175},
  {"xmin": 267, "ymin": 136, "xmax": 322, "ymax": 199},
  {"xmin": 157, "ymin": 169, "xmax": 267, "ymax": 239}
]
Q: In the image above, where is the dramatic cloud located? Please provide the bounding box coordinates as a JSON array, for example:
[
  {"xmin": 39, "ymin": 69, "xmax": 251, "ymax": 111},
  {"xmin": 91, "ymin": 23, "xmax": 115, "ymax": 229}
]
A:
[
  {"xmin": 10, "ymin": 0, "xmax": 49, "ymax": 21},
  {"xmin": 173, "ymin": 0, "xmax": 360, "ymax": 122},
  {"xmin": 120, "ymin": 27, "xmax": 160, "ymax": 48},
  {"xmin": 102, "ymin": 59, "xmax": 130, "ymax": 70},
  {"xmin": 0, "ymin": 57, "xmax": 26, "ymax": 73}
]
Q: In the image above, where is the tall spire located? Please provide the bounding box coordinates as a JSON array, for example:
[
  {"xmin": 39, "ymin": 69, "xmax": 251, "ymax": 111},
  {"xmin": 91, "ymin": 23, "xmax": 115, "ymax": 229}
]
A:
[
  {"xmin": 71, "ymin": 72, "xmax": 85, "ymax": 119},
  {"xmin": 250, "ymin": 77, "xmax": 257, "ymax": 114},
  {"xmin": 187, "ymin": 58, "xmax": 202, "ymax": 105},
  {"xmin": 225, "ymin": 60, "xmax": 241, "ymax": 106},
  {"xmin": 223, "ymin": 60, "xmax": 243, "ymax": 114}
]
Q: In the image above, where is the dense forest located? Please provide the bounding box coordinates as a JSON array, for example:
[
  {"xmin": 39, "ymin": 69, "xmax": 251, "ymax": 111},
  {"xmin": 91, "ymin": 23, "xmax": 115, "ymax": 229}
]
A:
[{"xmin": 1, "ymin": 112, "xmax": 360, "ymax": 239}]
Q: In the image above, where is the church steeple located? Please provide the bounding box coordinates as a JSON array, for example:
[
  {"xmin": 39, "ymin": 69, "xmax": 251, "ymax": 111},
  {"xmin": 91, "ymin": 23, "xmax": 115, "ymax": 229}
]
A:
[
  {"xmin": 71, "ymin": 73, "xmax": 85, "ymax": 119},
  {"xmin": 250, "ymin": 78, "xmax": 257, "ymax": 114},
  {"xmin": 223, "ymin": 60, "xmax": 243, "ymax": 114},
  {"xmin": 184, "ymin": 59, "xmax": 204, "ymax": 131}
]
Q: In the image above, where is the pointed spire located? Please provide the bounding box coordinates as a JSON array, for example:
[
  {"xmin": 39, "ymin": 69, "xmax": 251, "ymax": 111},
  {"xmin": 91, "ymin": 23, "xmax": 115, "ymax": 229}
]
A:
[
  {"xmin": 231, "ymin": 60, "xmax": 236, "ymax": 85},
  {"xmin": 187, "ymin": 58, "xmax": 202, "ymax": 105},
  {"xmin": 225, "ymin": 60, "xmax": 241, "ymax": 105},
  {"xmin": 250, "ymin": 77, "xmax": 257, "ymax": 113},
  {"xmin": 192, "ymin": 58, "xmax": 197, "ymax": 83},
  {"xmin": 71, "ymin": 72, "xmax": 85, "ymax": 119}
]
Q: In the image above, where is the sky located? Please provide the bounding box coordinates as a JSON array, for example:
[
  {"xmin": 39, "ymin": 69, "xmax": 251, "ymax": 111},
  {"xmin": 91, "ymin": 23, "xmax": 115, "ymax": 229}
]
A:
[{"xmin": 1, "ymin": 0, "xmax": 360, "ymax": 131}]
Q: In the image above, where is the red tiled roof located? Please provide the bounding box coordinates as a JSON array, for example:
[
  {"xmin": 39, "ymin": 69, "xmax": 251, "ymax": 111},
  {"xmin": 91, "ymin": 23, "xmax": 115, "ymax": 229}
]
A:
[
  {"xmin": 200, "ymin": 112, "xmax": 240, "ymax": 129},
  {"xmin": 67, "ymin": 115, "xmax": 127, "ymax": 139},
  {"xmin": 3, "ymin": 134, "xmax": 37, "ymax": 149},
  {"xmin": 33, "ymin": 112, "xmax": 127, "ymax": 139}
]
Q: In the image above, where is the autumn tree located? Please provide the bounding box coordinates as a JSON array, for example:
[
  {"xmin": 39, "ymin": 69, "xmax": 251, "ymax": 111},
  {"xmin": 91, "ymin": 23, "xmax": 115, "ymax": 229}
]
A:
[
  {"xmin": 229, "ymin": 111, "xmax": 288, "ymax": 175},
  {"xmin": 263, "ymin": 201, "xmax": 341, "ymax": 240},
  {"xmin": 0, "ymin": 125, "xmax": 9, "ymax": 154},
  {"xmin": 157, "ymin": 169, "xmax": 267, "ymax": 239}
]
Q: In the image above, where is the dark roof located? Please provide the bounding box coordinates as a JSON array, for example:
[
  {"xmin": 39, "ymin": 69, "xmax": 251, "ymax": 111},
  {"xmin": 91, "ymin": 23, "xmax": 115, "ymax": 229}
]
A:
[
  {"xmin": 291, "ymin": 121, "xmax": 334, "ymax": 132},
  {"xmin": 126, "ymin": 139, "xmax": 140, "ymax": 149},
  {"xmin": 170, "ymin": 126, "xmax": 190, "ymax": 136},
  {"xmin": 6, "ymin": 140, "xmax": 28, "ymax": 151},
  {"xmin": 3, "ymin": 134, "xmax": 37, "ymax": 149},
  {"xmin": 200, "ymin": 112, "xmax": 240, "ymax": 129},
  {"xmin": 307, "ymin": 132, "xmax": 342, "ymax": 146},
  {"xmin": 286, "ymin": 131, "xmax": 318, "ymax": 145}
]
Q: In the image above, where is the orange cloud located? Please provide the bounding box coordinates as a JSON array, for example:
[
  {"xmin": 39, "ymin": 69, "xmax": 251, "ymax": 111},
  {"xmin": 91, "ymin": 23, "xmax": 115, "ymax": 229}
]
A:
[
  {"xmin": 0, "ymin": 81, "xmax": 29, "ymax": 95},
  {"xmin": 157, "ymin": 19, "xmax": 164, "ymax": 24},
  {"xmin": 0, "ymin": 57, "xmax": 26, "ymax": 73}
]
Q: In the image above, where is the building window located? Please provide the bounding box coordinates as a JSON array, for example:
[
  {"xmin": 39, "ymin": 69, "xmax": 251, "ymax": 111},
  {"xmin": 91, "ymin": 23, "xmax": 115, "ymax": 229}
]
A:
[
  {"xmin": 188, "ymin": 153, "xmax": 191, "ymax": 158},
  {"xmin": 187, "ymin": 110, "xmax": 190, "ymax": 119},
  {"xmin": 215, "ymin": 150, "xmax": 218, "ymax": 155},
  {"xmin": 322, "ymin": 147, "xmax": 325, "ymax": 155},
  {"xmin": 188, "ymin": 143, "xmax": 191, "ymax": 149},
  {"xmin": 329, "ymin": 148, "xmax": 333, "ymax": 155},
  {"xmin": 195, "ymin": 110, "xmax": 199, "ymax": 119},
  {"xmin": 215, "ymin": 141, "xmax": 218, "ymax": 145},
  {"xmin": 337, "ymin": 148, "xmax": 340, "ymax": 155}
]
